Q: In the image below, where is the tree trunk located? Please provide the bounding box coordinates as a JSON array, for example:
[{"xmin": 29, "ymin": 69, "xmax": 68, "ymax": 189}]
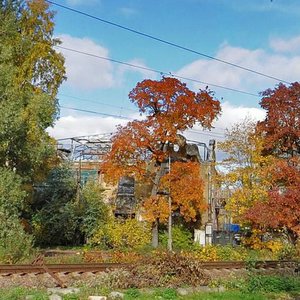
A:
[
  {"xmin": 152, "ymin": 219, "xmax": 159, "ymax": 248},
  {"xmin": 150, "ymin": 159, "xmax": 168, "ymax": 248}
]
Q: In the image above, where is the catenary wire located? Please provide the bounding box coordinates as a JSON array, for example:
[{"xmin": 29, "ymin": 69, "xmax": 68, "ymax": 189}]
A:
[
  {"xmin": 59, "ymin": 94, "xmax": 227, "ymax": 135},
  {"xmin": 56, "ymin": 45, "xmax": 260, "ymax": 98},
  {"xmin": 47, "ymin": 0, "xmax": 291, "ymax": 85},
  {"xmin": 59, "ymin": 105, "xmax": 226, "ymax": 138},
  {"xmin": 59, "ymin": 94, "xmax": 137, "ymax": 112}
]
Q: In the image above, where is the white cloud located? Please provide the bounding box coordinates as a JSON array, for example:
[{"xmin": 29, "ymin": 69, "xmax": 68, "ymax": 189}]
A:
[
  {"xmin": 270, "ymin": 36, "xmax": 300, "ymax": 53},
  {"xmin": 49, "ymin": 101, "xmax": 265, "ymax": 145},
  {"xmin": 213, "ymin": 101, "xmax": 265, "ymax": 129},
  {"xmin": 185, "ymin": 101, "xmax": 265, "ymax": 142},
  {"xmin": 57, "ymin": 34, "xmax": 156, "ymax": 90},
  {"xmin": 48, "ymin": 115, "xmax": 128, "ymax": 140},
  {"xmin": 176, "ymin": 40, "xmax": 300, "ymax": 93},
  {"xmin": 48, "ymin": 109, "xmax": 143, "ymax": 140},
  {"xmin": 58, "ymin": 34, "xmax": 115, "ymax": 90}
]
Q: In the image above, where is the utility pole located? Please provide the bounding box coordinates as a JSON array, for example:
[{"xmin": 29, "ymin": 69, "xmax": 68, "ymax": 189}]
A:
[{"xmin": 167, "ymin": 153, "xmax": 172, "ymax": 252}]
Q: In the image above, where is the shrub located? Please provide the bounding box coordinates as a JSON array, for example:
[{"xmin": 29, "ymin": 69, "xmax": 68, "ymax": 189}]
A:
[
  {"xmin": 276, "ymin": 243, "xmax": 297, "ymax": 260},
  {"xmin": 125, "ymin": 288, "xmax": 141, "ymax": 298},
  {"xmin": 0, "ymin": 167, "xmax": 26, "ymax": 215},
  {"xmin": 0, "ymin": 210, "xmax": 34, "ymax": 264},
  {"xmin": 31, "ymin": 165, "xmax": 81, "ymax": 246},
  {"xmin": 246, "ymin": 274, "xmax": 300, "ymax": 293},
  {"xmin": 90, "ymin": 218, "xmax": 151, "ymax": 250},
  {"xmin": 215, "ymin": 245, "xmax": 248, "ymax": 261},
  {"xmin": 81, "ymin": 180, "xmax": 111, "ymax": 240},
  {"xmin": 125, "ymin": 251, "xmax": 210, "ymax": 288},
  {"xmin": 159, "ymin": 225, "xmax": 193, "ymax": 250},
  {"xmin": 154, "ymin": 288, "xmax": 178, "ymax": 299}
]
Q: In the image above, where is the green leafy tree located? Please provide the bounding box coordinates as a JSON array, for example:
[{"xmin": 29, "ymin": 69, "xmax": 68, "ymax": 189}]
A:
[
  {"xmin": 0, "ymin": 167, "xmax": 26, "ymax": 215},
  {"xmin": 81, "ymin": 180, "xmax": 112, "ymax": 241},
  {"xmin": 0, "ymin": 168, "xmax": 33, "ymax": 263},
  {"xmin": 0, "ymin": 0, "xmax": 65, "ymax": 182},
  {"xmin": 218, "ymin": 118, "xmax": 273, "ymax": 223},
  {"xmin": 32, "ymin": 166, "xmax": 111, "ymax": 247},
  {"xmin": 32, "ymin": 165, "xmax": 80, "ymax": 246},
  {"xmin": 0, "ymin": 209, "xmax": 34, "ymax": 264}
]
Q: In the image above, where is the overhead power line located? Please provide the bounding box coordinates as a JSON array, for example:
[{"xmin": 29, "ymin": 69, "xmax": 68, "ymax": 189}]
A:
[
  {"xmin": 59, "ymin": 94, "xmax": 137, "ymax": 112},
  {"xmin": 59, "ymin": 94, "xmax": 227, "ymax": 134},
  {"xmin": 59, "ymin": 105, "xmax": 133, "ymax": 120},
  {"xmin": 59, "ymin": 105, "xmax": 225, "ymax": 138},
  {"xmin": 56, "ymin": 45, "xmax": 259, "ymax": 98},
  {"xmin": 47, "ymin": 0, "xmax": 291, "ymax": 85}
]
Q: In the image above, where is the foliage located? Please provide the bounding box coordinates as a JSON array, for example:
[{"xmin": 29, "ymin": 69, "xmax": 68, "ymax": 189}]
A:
[
  {"xmin": 125, "ymin": 251, "xmax": 210, "ymax": 288},
  {"xmin": 0, "ymin": 168, "xmax": 33, "ymax": 264},
  {"xmin": 31, "ymin": 165, "xmax": 80, "ymax": 246},
  {"xmin": 102, "ymin": 77, "xmax": 221, "ymax": 246},
  {"xmin": 32, "ymin": 165, "xmax": 111, "ymax": 247},
  {"xmin": 153, "ymin": 288, "xmax": 178, "ymax": 299},
  {"xmin": 0, "ymin": 286, "xmax": 274, "ymax": 300},
  {"xmin": 125, "ymin": 288, "xmax": 142, "ymax": 299},
  {"xmin": 277, "ymin": 243, "xmax": 297, "ymax": 260},
  {"xmin": 218, "ymin": 118, "xmax": 273, "ymax": 223},
  {"xmin": 0, "ymin": 0, "xmax": 65, "ymax": 181},
  {"xmin": 0, "ymin": 209, "xmax": 34, "ymax": 264},
  {"xmin": 183, "ymin": 245, "xmax": 248, "ymax": 262},
  {"xmin": 90, "ymin": 218, "xmax": 151, "ymax": 250},
  {"xmin": 149, "ymin": 161, "xmax": 206, "ymax": 223},
  {"xmin": 245, "ymin": 274, "xmax": 300, "ymax": 293},
  {"xmin": 81, "ymin": 180, "xmax": 112, "ymax": 240},
  {"xmin": 0, "ymin": 287, "xmax": 48, "ymax": 300},
  {"xmin": 0, "ymin": 167, "xmax": 26, "ymax": 215},
  {"xmin": 257, "ymin": 82, "xmax": 300, "ymax": 157},
  {"xmin": 245, "ymin": 158, "xmax": 300, "ymax": 244},
  {"xmin": 159, "ymin": 225, "xmax": 194, "ymax": 250}
]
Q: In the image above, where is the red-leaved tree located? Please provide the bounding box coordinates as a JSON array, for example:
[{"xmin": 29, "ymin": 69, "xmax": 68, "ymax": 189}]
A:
[
  {"xmin": 245, "ymin": 82, "xmax": 300, "ymax": 244},
  {"xmin": 102, "ymin": 77, "xmax": 221, "ymax": 247},
  {"xmin": 258, "ymin": 82, "xmax": 300, "ymax": 157},
  {"xmin": 245, "ymin": 158, "xmax": 300, "ymax": 244}
]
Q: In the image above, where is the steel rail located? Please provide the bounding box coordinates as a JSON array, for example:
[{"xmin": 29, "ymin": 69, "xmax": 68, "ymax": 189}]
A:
[
  {"xmin": 0, "ymin": 261, "xmax": 296, "ymax": 275},
  {"xmin": 0, "ymin": 263, "xmax": 127, "ymax": 274}
]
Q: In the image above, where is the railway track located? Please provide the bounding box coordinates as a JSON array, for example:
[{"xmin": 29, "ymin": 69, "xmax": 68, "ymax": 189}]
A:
[
  {"xmin": 0, "ymin": 261, "xmax": 297, "ymax": 288},
  {"xmin": 0, "ymin": 260, "xmax": 296, "ymax": 274}
]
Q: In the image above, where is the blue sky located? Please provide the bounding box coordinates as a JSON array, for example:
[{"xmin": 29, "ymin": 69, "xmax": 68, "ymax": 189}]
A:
[{"xmin": 48, "ymin": 0, "xmax": 300, "ymax": 142}]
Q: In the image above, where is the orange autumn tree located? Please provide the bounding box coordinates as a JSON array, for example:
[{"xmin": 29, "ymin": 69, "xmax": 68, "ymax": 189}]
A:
[
  {"xmin": 244, "ymin": 83, "xmax": 300, "ymax": 244},
  {"xmin": 245, "ymin": 158, "xmax": 300, "ymax": 244},
  {"xmin": 257, "ymin": 82, "xmax": 300, "ymax": 157},
  {"xmin": 102, "ymin": 77, "xmax": 221, "ymax": 247},
  {"xmin": 158, "ymin": 161, "xmax": 206, "ymax": 221}
]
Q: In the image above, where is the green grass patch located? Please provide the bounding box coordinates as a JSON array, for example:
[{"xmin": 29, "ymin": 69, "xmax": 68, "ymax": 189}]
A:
[
  {"xmin": 0, "ymin": 287, "xmax": 48, "ymax": 300},
  {"xmin": 123, "ymin": 289, "xmax": 268, "ymax": 300}
]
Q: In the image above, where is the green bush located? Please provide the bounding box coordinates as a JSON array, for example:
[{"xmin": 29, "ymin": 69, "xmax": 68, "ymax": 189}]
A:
[
  {"xmin": 125, "ymin": 288, "xmax": 141, "ymax": 298},
  {"xmin": 246, "ymin": 274, "xmax": 300, "ymax": 293},
  {"xmin": 159, "ymin": 225, "xmax": 193, "ymax": 250},
  {"xmin": 0, "ymin": 287, "xmax": 48, "ymax": 300},
  {"xmin": 277, "ymin": 243, "xmax": 297, "ymax": 260},
  {"xmin": 154, "ymin": 288, "xmax": 178, "ymax": 299},
  {"xmin": 0, "ymin": 167, "xmax": 26, "ymax": 215},
  {"xmin": 90, "ymin": 218, "xmax": 151, "ymax": 250},
  {"xmin": 0, "ymin": 210, "xmax": 34, "ymax": 264},
  {"xmin": 81, "ymin": 180, "xmax": 111, "ymax": 240},
  {"xmin": 32, "ymin": 165, "xmax": 82, "ymax": 246},
  {"xmin": 215, "ymin": 245, "xmax": 248, "ymax": 261}
]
